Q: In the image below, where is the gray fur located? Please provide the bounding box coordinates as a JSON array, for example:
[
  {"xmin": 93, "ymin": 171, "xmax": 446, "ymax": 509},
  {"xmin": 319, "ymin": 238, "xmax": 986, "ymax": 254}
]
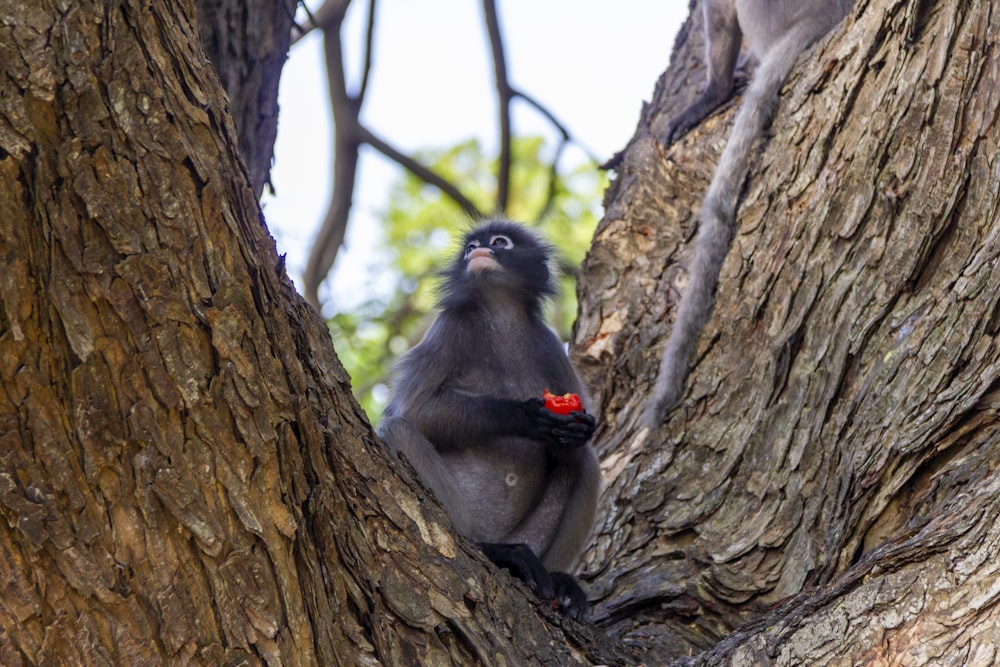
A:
[
  {"xmin": 378, "ymin": 220, "xmax": 600, "ymax": 573},
  {"xmin": 643, "ymin": 0, "xmax": 853, "ymax": 426}
]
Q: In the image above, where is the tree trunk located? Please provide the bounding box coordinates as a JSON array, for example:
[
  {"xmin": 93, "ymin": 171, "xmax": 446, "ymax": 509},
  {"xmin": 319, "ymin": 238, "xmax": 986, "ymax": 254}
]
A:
[
  {"xmin": 193, "ymin": 0, "xmax": 298, "ymax": 196},
  {"xmin": 576, "ymin": 0, "xmax": 1000, "ymax": 662},
  {"xmin": 0, "ymin": 1, "xmax": 629, "ymax": 664},
  {"xmin": 3, "ymin": 0, "xmax": 997, "ymax": 665}
]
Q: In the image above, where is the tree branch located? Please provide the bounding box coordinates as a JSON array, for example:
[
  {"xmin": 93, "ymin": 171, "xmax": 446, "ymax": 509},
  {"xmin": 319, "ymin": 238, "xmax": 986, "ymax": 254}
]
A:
[
  {"xmin": 481, "ymin": 0, "xmax": 512, "ymax": 212},
  {"xmin": 513, "ymin": 88, "xmax": 603, "ymax": 166},
  {"xmin": 357, "ymin": 0, "xmax": 377, "ymax": 100},
  {"xmin": 360, "ymin": 127, "xmax": 484, "ymax": 219},
  {"xmin": 302, "ymin": 0, "xmax": 593, "ymax": 311},
  {"xmin": 303, "ymin": 0, "xmax": 361, "ymax": 309}
]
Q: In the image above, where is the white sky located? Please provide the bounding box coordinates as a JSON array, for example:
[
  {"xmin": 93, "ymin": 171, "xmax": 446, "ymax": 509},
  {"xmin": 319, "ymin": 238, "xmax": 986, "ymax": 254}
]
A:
[{"xmin": 260, "ymin": 1, "xmax": 687, "ymax": 310}]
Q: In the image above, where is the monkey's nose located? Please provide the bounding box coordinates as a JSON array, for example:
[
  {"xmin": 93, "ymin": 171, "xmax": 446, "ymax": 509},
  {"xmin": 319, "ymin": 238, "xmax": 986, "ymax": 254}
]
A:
[
  {"xmin": 467, "ymin": 247, "xmax": 493, "ymax": 260},
  {"xmin": 467, "ymin": 246, "xmax": 500, "ymax": 272}
]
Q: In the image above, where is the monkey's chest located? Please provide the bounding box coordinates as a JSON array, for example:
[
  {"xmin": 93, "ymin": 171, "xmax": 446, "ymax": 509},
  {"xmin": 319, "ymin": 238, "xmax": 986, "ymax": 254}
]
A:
[{"xmin": 458, "ymin": 334, "xmax": 564, "ymax": 398}]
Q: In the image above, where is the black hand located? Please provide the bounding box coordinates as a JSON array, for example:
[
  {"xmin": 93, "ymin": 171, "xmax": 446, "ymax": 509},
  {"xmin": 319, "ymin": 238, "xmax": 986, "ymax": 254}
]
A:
[
  {"xmin": 481, "ymin": 544, "xmax": 589, "ymax": 622},
  {"xmin": 538, "ymin": 409, "xmax": 596, "ymax": 448},
  {"xmin": 662, "ymin": 84, "xmax": 731, "ymax": 147},
  {"xmin": 514, "ymin": 397, "xmax": 549, "ymax": 438},
  {"xmin": 664, "ymin": 106, "xmax": 707, "ymax": 146},
  {"xmin": 515, "ymin": 398, "xmax": 596, "ymax": 447}
]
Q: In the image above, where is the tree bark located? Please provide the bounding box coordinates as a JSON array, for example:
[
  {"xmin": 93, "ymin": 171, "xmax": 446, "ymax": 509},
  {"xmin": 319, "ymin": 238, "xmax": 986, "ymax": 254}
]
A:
[
  {"xmin": 0, "ymin": 1, "xmax": 629, "ymax": 664},
  {"xmin": 3, "ymin": 0, "xmax": 998, "ymax": 665},
  {"xmin": 576, "ymin": 0, "xmax": 1000, "ymax": 662},
  {"xmin": 193, "ymin": 0, "xmax": 298, "ymax": 197}
]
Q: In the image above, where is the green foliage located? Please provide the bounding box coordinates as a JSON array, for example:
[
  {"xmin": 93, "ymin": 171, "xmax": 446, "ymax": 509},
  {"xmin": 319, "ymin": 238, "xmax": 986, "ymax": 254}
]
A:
[{"xmin": 329, "ymin": 136, "xmax": 604, "ymax": 420}]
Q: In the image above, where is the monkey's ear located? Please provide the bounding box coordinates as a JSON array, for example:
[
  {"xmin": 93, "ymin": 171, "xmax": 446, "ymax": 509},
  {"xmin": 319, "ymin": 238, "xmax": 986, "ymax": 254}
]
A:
[{"xmin": 545, "ymin": 255, "xmax": 560, "ymax": 290}]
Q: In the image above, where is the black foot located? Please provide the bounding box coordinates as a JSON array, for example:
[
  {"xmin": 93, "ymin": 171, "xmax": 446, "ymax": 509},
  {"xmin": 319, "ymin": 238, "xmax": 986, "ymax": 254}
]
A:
[
  {"xmin": 479, "ymin": 543, "xmax": 554, "ymax": 601},
  {"xmin": 479, "ymin": 543, "xmax": 589, "ymax": 621},
  {"xmin": 551, "ymin": 571, "xmax": 588, "ymax": 621}
]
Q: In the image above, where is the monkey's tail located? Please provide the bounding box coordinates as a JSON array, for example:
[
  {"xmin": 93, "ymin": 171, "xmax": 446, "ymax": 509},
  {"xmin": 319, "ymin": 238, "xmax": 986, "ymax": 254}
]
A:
[{"xmin": 642, "ymin": 24, "xmax": 836, "ymax": 428}]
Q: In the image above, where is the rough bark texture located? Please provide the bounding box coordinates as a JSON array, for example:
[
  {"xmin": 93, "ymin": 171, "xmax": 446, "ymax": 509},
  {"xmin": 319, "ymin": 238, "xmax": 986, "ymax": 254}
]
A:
[
  {"xmin": 193, "ymin": 0, "xmax": 297, "ymax": 196},
  {"xmin": 0, "ymin": 1, "xmax": 630, "ymax": 664},
  {"xmin": 3, "ymin": 0, "xmax": 998, "ymax": 664},
  {"xmin": 575, "ymin": 0, "xmax": 1000, "ymax": 663}
]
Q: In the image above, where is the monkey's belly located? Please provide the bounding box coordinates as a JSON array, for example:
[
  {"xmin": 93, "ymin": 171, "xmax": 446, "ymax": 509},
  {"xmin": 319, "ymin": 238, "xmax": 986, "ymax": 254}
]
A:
[{"xmin": 443, "ymin": 438, "xmax": 558, "ymax": 543}]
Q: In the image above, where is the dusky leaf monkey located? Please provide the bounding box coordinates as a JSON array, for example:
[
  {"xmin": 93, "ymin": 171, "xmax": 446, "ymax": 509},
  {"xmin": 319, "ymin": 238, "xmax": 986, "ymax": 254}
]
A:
[
  {"xmin": 378, "ymin": 219, "xmax": 600, "ymax": 621},
  {"xmin": 643, "ymin": 0, "xmax": 854, "ymax": 426}
]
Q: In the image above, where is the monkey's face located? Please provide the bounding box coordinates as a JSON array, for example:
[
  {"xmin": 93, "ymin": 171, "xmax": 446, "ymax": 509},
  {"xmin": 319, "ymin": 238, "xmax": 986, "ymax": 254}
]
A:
[
  {"xmin": 464, "ymin": 225, "xmax": 549, "ymax": 285},
  {"xmin": 439, "ymin": 220, "xmax": 557, "ymax": 307},
  {"xmin": 464, "ymin": 234, "xmax": 510, "ymax": 273}
]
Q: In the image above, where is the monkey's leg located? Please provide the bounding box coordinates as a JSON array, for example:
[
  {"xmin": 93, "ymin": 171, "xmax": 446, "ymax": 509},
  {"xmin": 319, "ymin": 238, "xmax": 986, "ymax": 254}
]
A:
[
  {"xmin": 377, "ymin": 416, "xmax": 474, "ymax": 536},
  {"xmin": 645, "ymin": 16, "xmax": 846, "ymax": 427},
  {"xmin": 664, "ymin": 0, "xmax": 743, "ymax": 145},
  {"xmin": 518, "ymin": 450, "xmax": 600, "ymax": 574}
]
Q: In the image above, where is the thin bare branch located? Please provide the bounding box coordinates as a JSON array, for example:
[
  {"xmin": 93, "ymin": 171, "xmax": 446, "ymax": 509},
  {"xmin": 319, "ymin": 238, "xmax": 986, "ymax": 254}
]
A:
[
  {"xmin": 532, "ymin": 135, "xmax": 568, "ymax": 225},
  {"xmin": 514, "ymin": 89, "xmax": 570, "ymax": 142},
  {"xmin": 302, "ymin": 0, "xmax": 592, "ymax": 311},
  {"xmin": 292, "ymin": 0, "xmax": 348, "ymax": 44},
  {"xmin": 287, "ymin": 0, "xmax": 310, "ymax": 40},
  {"xmin": 303, "ymin": 0, "xmax": 361, "ymax": 309},
  {"xmin": 360, "ymin": 127, "xmax": 485, "ymax": 219},
  {"xmin": 512, "ymin": 88, "xmax": 603, "ymax": 166},
  {"xmin": 358, "ymin": 0, "xmax": 377, "ymax": 100},
  {"xmin": 481, "ymin": 0, "xmax": 512, "ymax": 212}
]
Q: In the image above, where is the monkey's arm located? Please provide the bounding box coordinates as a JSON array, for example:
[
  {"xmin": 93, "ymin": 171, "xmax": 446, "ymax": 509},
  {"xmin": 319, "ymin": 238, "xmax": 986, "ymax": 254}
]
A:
[
  {"xmin": 403, "ymin": 386, "xmax": 594, "ymax": 451},
  {"xmin": 664, "ymin": 0, "xmax": 742, "ymax": 145}
]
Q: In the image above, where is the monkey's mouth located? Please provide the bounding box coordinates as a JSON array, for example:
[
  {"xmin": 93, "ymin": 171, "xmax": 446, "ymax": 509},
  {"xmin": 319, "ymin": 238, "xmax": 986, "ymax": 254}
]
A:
[{"xmin": 467, "ymin": 247, "xmax": 500, "ymax": 272}]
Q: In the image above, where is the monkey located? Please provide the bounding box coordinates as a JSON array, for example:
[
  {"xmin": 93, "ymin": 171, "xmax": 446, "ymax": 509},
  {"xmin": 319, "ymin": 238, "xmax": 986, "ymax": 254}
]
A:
[
  {"xmin": 377, "ymin": 219, "xmax": 600, "ymax": 621},
  {"xmin": 642, "ymin": 0, "xmax": 854, "ymax": 427}
]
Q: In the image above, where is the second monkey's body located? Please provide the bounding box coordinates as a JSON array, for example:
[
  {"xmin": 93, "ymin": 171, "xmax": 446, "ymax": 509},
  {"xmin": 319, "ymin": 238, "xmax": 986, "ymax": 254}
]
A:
[{"xmin": 644, "ymin": 0, "xmax": 853, "ymax": 425}]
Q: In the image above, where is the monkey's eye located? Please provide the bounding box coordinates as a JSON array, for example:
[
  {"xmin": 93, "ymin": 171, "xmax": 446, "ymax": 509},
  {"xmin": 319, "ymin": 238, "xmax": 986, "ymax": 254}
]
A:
[
  {"xmin": 490, "ymin": 235, "xmax": 512, "ymax": 249},
  {"xmin": 464, "ymin": 240, "xmax": 481, "ymax": 256}
]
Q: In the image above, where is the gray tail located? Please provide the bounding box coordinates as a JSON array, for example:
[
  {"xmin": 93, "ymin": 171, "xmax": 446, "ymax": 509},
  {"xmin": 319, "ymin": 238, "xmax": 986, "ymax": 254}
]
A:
[{"xmin": 642, "ymin": 23, "xmax": 837, "ymax": 428}]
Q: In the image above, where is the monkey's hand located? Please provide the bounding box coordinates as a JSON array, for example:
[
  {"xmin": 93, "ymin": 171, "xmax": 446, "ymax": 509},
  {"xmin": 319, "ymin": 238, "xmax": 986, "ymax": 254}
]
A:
[
  {"xmin": 516, "ymin": 398, "xmax": 596, "ymax": 448},
  {"xmin": 546, "ymin": 409, "xmax": 596, "ymax": 449},
  {"xmin": 519, "ymin": 398, "xmax": 596, "ymax": 448},
  {"xmin": 663, "ymin": 107, "xmax": 705, "ymax": 146},
  {"xmin": 480, "ymin": 544, "xmax": 589, "ymax": 621}
]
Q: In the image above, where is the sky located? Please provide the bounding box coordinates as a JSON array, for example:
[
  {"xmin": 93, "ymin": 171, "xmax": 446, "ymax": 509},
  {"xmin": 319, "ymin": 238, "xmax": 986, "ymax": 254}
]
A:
[{"xmin": 260, "ymin": 1, "xmax": 687, "ymax": 311}]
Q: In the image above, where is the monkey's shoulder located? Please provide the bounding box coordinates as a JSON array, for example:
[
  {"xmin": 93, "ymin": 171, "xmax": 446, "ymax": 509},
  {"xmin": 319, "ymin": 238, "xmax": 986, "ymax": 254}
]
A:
[{"xmin": 395, "ymin": 308, "xmax": 582, "ymax": 397}]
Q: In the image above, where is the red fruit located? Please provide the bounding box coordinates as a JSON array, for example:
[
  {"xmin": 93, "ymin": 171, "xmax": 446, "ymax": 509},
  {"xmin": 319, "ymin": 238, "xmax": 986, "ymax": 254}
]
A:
[{"xmin": 542, "ymin": 390, "xmax": 583, "ymax": 415}]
